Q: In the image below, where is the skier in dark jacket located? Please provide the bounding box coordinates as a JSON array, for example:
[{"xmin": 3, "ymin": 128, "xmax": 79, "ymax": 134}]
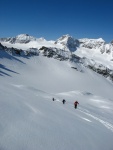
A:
[
  {"xmin": 52, "ymin": 98, "xmax": 55, "ymax": 101},
  {"xmin": 62, "ymin": 99, "xmax": 66, "ymax": 104},
  {"xmin": 74, "ymin": 101, "xmax": 79, "ymax": 109}
]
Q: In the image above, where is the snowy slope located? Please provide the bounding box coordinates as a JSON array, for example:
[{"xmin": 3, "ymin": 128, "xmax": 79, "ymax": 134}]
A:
[{"xmin": 0, "ymin": 48, "xmax": 113, "ymax": 150}]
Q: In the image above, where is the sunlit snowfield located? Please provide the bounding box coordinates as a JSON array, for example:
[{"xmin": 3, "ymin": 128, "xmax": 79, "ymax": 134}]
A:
[{"xmin": 0, "ymin": 49, "xmax": 113, "ymax": 150}]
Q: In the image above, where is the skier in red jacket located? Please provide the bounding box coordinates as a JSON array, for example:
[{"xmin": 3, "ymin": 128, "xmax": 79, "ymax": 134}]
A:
[{"xmin": 74, "ymin": 101, "xmax": 79, "ymax": 109}]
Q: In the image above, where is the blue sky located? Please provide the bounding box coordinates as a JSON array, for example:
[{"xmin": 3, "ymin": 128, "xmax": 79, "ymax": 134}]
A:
[{"xmin": 0, "ymin": 0, "xmax": 113, "ymax": 42}]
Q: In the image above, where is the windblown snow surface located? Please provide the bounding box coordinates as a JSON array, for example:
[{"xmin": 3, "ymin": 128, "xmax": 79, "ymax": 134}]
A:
[{"xmin": 0, "ymin": 49, "xmax": 113, "ymax": 150}]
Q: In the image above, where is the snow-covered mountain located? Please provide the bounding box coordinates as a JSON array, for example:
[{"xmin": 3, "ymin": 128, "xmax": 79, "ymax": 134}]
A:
[
  {"xmin": 79, "ymin": 38, "xmax": 105, "ymax": 49},
  {"xmin": 78, "ymin": 38, "xmax": 113, "ymax": 58},
  {"xmin": 54, "ymin": 34, "xmax": 79, "ymax": 51},
  {"xmin": 0, "ymin": 34, "xmax": 113, "ymax": 81},
  {"xmin": 1, "ymin": 34, "xmax": 113, "ymax": 56},
  {"xmin": 0, "ymin": 41, "xmax": 113, "ymax": 150},
  {"xmin": 0, "ymin": 34, "xmax": 37, "ymax": 44},
  {"xmin": 0, "ymin": 34, "xmax": 61, "ymax": 50}
]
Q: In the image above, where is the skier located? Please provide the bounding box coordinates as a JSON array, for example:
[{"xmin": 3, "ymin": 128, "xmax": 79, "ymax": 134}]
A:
[
  {"xmin": 62, "ymin": 99, "xmax": 66, "ymax": 104},
  {"xmin": 74, "ymin": 101, "xmax": 79, "ymax": 109},
  {"xmin": 52, "ymin": 98, "xmax": 55, "ymax": 101}
]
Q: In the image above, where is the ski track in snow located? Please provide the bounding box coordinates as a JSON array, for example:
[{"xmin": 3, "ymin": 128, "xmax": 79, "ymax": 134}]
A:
[
  {"xmin": 24, "ymin": 102, "xmax": 41, "ymax": 114},
  {"xmin": 80, "ymin": 117, "xmax": 92, "ymax": 122},
  {"xmin": 55, "ymin": 98, "xmax": 113, "ymax": 133},
  {"xmin": 78, "ymin": 108, "xmax": 113, "ymax": 133},
  {"xmin": 55, "ymin": 88, "xmax": 113, "ymax": 133}
]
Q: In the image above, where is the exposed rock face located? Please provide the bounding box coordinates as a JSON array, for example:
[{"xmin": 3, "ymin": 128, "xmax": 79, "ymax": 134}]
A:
[
  {"xmin": 88, "ymin": 65, "xmax": 113, "ymax": 81},
  {"xmin": 0, "ymin": 43, "xmax": 39, "ymax": 56},
  {"xmin": 81, "ymin": 57, "xmax": 113, "ymax": 81},
  {"xmin": 39, "ymin": 46, "xmax": 69, "ymax": 61}
]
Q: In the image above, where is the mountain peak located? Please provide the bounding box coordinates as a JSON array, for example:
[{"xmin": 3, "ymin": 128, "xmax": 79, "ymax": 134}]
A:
[
  {"xmin": 97, "ymin": 38, "xmax": 105, "ymax": 42},
  {"xmin": 55, "ymin": 34, "xmax": 79, "ymax": 51},
  {"xmin": 7, "ymin": 34, "xmax": 36, "ymax": 44},
  {"xmin": 16, "ymin": 34, "xmax": 30, "ymax": 38},
  {"xmin": 57, "ymin": 34, "xmax": 72, "ymax": 41}
]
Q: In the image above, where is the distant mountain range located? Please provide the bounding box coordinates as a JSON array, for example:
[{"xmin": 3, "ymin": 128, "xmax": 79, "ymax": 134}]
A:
[
  {"xmin": 0, "ymin": 34, "xmax": 113, "ymax": 82},
  {"xmin": 0, "ymin": 34, "xmax": 113, "ymax": 54}
]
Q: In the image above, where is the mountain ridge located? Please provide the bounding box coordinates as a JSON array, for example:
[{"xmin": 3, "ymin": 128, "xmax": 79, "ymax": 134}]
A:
[
  {"xmin": 0, "ymin": 34, "xmax": 113, "ymax": 54},
  {"xmin": 0, "ymin": 33, "xmax": 112, "ymax": 44},
  {"xmin": 0, "ymin": 34, "xmax": 113, "ymax": 61},
  {"xmin": 0, "ymin": 41, "xmax": 113, "ymax": 82}
]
